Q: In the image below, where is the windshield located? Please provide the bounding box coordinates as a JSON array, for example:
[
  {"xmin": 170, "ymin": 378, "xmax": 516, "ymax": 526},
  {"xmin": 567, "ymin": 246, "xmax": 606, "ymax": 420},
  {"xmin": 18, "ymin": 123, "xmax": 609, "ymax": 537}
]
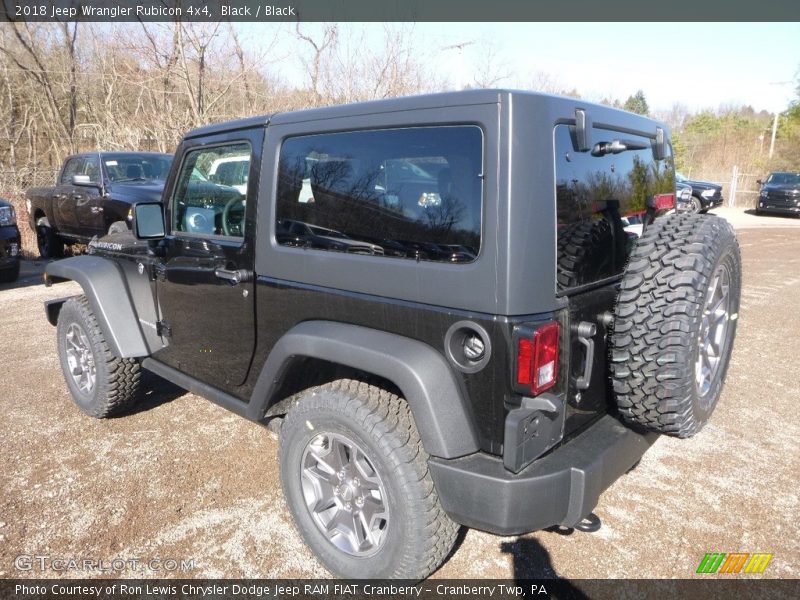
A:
[
  {"xmin": 104, "ymin": 153, "xmax": 173, "ymax": 182},
  {"xmin": 766, "ymin": 172, "xmax": 800, "ymax": 186}
]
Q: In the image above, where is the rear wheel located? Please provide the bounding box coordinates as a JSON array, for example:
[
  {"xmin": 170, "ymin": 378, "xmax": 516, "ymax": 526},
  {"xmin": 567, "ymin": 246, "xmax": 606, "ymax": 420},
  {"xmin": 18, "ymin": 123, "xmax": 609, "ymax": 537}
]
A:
[
  {"xmin": 57, "ymin": 296, "xmax": 141, "ymax": 418},
  {"xmin": 610, "ymin": 214, "xmax": 741, "ymax": 437},
  {"xmin": 279, "ymin": 379, "xmax": 458, "ymax": 579}
]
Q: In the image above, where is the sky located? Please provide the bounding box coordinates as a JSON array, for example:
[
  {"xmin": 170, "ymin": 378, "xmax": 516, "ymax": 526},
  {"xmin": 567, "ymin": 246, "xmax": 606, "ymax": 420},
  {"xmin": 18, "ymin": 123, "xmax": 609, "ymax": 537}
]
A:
[{"xmin": 237, "ymin": 22, "xmax": 800, "ymax": 114}]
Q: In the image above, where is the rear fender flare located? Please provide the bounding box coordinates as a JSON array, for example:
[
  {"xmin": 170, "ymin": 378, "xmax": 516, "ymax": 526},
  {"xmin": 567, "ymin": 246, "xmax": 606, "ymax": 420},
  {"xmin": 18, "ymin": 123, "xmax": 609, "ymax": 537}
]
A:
[{"xmin": 249, "ymin": 320, "xmax": 480, "ymax": 459}]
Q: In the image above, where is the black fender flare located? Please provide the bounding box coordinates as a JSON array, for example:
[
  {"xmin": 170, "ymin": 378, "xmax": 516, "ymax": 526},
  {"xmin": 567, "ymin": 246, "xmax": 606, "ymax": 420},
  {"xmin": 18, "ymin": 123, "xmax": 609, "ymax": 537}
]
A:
[
  {"xmin": 249, "ymin": 320, "xmax": 480, "ymax": 459},
  {"xmin": 45, "ymin": 256, "xmax": 149, "ymax": 358}
]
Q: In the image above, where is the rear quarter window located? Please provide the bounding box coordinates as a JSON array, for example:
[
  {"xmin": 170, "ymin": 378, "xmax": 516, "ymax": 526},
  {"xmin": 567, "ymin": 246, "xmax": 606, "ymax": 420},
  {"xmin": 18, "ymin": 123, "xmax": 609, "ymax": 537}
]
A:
[
  {"xmin": 554, "ymin": 124, "xmax": 674, "ymax": 293},
  {"xmin": 275, "ymin": 126, "xmax": 483, "ymax": 263}
]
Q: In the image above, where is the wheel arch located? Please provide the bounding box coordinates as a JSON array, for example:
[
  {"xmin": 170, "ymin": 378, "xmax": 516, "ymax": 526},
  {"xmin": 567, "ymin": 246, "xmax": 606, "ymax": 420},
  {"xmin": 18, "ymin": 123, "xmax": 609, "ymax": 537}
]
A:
[
  {"xmin": 249, "ymin": 320, "xmax": 481, "ymax": 459},
  {"xmin": 45, "ymin": 256, "xmax": 149, "ymax": 358}
]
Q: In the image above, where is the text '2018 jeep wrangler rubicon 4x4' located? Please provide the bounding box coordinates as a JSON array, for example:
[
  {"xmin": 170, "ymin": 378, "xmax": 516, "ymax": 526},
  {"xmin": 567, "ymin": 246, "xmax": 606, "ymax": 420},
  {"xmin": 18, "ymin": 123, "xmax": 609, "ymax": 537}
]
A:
[{"xmin": 43, "ymin": 90, "xmax": 741, "ymax": 580}]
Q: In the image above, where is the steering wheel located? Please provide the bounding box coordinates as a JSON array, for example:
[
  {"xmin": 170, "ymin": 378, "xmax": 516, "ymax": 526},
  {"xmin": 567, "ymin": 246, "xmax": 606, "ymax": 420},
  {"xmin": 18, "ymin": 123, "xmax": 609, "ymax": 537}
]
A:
[{"xmin": 222, "ymin": 196, "xmax": 245, "ymax": 237}]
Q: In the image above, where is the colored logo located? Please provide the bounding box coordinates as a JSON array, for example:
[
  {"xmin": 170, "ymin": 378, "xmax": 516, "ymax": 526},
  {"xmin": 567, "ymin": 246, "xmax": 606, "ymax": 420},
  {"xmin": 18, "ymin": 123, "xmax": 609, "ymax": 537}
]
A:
[{"xmin": 697, "ymin": 553, "xmax": 773, "ymax": 574}]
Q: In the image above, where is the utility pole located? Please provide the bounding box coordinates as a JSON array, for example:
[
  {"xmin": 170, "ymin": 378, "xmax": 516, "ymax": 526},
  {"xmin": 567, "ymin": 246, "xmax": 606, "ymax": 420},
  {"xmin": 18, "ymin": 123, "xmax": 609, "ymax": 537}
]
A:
[
  {"xmin": 766, "ymin": 80, "xmax": 792, "ymax": 160},
  {"xmin": 769, "ymin": 112, "xmax": 779, "ymax": 159}
]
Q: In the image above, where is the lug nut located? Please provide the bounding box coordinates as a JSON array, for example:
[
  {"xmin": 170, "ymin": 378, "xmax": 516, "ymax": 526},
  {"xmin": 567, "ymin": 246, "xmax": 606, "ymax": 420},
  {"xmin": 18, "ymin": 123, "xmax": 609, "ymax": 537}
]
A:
[{"xmin": 355, "ymin": 496, "xmax": 364, "ymax": 507}]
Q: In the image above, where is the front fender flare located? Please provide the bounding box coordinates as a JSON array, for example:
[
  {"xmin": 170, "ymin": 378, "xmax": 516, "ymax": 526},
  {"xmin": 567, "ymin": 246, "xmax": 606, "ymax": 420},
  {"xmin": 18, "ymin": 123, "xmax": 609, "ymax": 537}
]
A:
[
  {"xmin": 249, "ymin": 320, "xmax": 480, "ymax": 459},
  {"xmin": 45, "ymin": 256, "xmax": 148, "ymax": 358}
]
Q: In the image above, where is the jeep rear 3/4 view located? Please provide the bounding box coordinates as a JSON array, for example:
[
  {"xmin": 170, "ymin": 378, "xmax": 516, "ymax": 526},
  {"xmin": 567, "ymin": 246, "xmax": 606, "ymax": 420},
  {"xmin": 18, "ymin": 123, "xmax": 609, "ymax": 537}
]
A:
[{"xmin": 42, "ymin": 90, "xmax": 741, "ymax": 580}]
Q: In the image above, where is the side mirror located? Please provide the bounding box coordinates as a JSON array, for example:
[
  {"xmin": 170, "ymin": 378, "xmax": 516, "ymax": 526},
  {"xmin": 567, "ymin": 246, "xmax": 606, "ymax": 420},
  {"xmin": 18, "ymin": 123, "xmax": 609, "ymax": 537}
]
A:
[
  {"xmin": 73, "ymin": 174, "xmax": 100, "ymax": 188},
  {"xmin": 132, "ymin": 202, "xmax": 165, "ymax": 240}
]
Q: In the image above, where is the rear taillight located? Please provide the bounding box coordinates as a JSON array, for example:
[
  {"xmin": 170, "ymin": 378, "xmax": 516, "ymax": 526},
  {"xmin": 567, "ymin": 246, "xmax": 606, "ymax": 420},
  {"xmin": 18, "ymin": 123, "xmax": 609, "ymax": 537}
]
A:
[
  {"xmin": 516, "ymin": 322, "xmax": 560, "ymax": 395},
  {"xmin": 653, "ymin": 192, "xmax": 675, "ymax": 211}
]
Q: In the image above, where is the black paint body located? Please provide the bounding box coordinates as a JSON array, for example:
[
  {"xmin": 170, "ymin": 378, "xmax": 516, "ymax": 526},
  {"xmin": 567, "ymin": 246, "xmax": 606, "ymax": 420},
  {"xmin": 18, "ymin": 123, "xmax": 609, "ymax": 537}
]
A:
[{"xmin": 85, "ymin": 90, "xmax": 673, "ymax": 460}]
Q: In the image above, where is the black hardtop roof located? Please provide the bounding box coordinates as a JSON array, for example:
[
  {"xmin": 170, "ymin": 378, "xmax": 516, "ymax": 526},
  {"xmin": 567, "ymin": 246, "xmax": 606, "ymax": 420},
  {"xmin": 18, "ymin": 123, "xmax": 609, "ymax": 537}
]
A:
[{"xmin": 183, "ymin": 88, "xmax": 667, "ymax": 140}]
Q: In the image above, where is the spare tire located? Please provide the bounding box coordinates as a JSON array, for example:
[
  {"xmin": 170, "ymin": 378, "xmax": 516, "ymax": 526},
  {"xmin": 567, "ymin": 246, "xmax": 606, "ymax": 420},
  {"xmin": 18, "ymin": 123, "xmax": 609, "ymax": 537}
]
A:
[{"xmin": 610, "ymin": 213, "xmax": 741, "ymax": 437}]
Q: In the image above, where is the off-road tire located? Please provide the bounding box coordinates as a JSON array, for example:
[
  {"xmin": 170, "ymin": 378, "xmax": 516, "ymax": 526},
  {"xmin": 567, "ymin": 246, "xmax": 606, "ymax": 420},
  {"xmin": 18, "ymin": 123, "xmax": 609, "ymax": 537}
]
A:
[
  {"xmin": 556, "ymin": 218, "xmax": 613, "ymax": 290},
  {"xmin": 57, "ymin": 295, "xmax": 141, "ymax": 418},
  {"xmin": 610, "ymin": 213, "xmax": 741, "ymax": 437},
  {"xmin": 279, "ymin": 379, "xmax": 459, "ymax": 580},
  {"xmin": 0, "ymin": 262, "xmax": 20, "ymax": 283},
  {"xmin": 36, "ymin": 218, "xmax": 64, "ymax": 259}
]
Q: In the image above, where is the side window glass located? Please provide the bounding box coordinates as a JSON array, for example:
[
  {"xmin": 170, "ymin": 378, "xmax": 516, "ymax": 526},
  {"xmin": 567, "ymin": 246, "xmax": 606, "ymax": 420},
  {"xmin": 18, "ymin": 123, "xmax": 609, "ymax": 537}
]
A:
[
  {"xmin": 60, "ymin": 158, "xmax": 84, "ymax": 184},
  {"xmin": 171, "ymin": 142, "xmax": 251, "ymax": 238},
  {"xmin": 554, "ymin": 124, "xmax": 674, "ymax": 292},
  {"xmin": 275, "ymin": 126, "xmax": 483, "ymax": 263},
  {"xmin": 82, "ymin": 156, "xmax": 100, "ymax": 183}
]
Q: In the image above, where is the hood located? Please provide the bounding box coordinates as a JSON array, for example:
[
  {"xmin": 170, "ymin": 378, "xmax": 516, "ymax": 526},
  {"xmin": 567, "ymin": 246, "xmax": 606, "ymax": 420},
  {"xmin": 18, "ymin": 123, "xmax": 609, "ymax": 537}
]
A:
[
  {"xmin": 683, "ymin": 179, "xmax": 721, "ymax": 192},
  {"xmin": 108, "ymin": 180, "xmax": 166, "ymax": 203},
  {"xmin": 762, "ymin": 184, "xmax": 800, "ymax": 193}
]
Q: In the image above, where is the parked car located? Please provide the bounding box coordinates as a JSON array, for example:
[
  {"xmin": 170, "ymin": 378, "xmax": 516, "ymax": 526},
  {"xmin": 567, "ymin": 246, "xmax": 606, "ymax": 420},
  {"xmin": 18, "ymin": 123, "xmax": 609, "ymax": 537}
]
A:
[
  {"xmin": 26, "ymin": 152, "xmax": 173, "ymax": 258},
  {"xmin": 674, "ymin": 181, "xmax": 694, "ymax": 213},
  {"xmin": 276, "ymin": 218, "xmax": 384, "ymax": 255},
  {"xmin": 675, "ymin": 172, "xmax": 723, "ymax": 213},
  {"xmin": 755, "ymin": 172, "xmax": 800, "ymax": 217},
  {"xmin": 0, "ymin": 198, "xmax": 21, "ymax": 283},
  {"xmin": 207, "ymin": 154, "xmax": 249, "ymax": 195}
]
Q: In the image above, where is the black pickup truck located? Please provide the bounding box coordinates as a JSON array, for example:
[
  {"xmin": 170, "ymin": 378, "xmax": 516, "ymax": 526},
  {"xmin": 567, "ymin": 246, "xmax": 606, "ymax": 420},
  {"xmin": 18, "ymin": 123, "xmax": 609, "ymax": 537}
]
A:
[{"xmin": 26, "ymin": 152, "xmax": 172, "ymax": 258}]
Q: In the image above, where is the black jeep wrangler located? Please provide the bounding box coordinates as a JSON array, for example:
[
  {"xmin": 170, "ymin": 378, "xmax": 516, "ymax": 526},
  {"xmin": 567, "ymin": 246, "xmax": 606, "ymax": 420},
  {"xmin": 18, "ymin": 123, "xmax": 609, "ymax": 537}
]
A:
[{"xmin": 43, "ymin": 90, "xmax": 741, "ymax": 580}]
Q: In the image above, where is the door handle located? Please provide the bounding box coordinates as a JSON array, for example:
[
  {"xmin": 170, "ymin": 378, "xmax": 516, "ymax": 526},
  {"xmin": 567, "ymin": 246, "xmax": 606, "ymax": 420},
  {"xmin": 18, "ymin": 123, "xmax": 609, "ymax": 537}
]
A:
[
  {"xmin": 574, "ymin": 321, "xmax": 597, "ymax": 390},
  {"xmin": 214, "ymin": 268, "xmax": 253, "ymax": 285}
]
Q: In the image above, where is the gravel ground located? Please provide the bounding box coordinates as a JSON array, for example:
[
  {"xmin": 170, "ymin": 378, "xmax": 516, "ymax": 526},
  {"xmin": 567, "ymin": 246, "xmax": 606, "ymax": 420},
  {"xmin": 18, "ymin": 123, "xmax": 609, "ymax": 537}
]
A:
[{"xmin": 1, "ymin": 211, "xmax": 798, "ymax": 580}]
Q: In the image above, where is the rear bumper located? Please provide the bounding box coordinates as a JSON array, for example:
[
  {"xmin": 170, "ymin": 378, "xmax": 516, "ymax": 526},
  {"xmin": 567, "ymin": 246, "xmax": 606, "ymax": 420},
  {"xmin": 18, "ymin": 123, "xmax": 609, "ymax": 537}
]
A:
[{"xmin": 428, "ymin": 414, "xmax": 657, "ymax": 535}]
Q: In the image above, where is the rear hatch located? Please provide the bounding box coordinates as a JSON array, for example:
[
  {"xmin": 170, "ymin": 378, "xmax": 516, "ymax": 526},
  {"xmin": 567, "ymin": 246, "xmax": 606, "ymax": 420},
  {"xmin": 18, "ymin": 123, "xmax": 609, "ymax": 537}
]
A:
[{"xmin": 553, "ymin": 123, "xmax": 675, "ymax": 435}]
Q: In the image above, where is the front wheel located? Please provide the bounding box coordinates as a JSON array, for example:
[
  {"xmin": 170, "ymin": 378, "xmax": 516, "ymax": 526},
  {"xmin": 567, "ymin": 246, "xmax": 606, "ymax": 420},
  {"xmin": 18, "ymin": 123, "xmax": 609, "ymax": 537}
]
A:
[
  {"xmin": 107, "ymin": 221, "xmax": 129, "ymax": 235},
  {"xmin": 57, "ymin": 296, "xmax": 141, "ymax": 418},
  {"xmin": 279, "ymin": 379, "xmax": 459, "ymax": 579},
  {"xmin": 36, "ymin": 218, "xmax": 64, "ymax": 259}
]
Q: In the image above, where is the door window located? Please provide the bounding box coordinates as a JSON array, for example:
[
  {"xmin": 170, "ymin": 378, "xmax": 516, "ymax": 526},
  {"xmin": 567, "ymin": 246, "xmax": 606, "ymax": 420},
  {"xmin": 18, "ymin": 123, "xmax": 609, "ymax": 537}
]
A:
[
  {"xmin": 60, "ymin": 158, "xmax": 84, "ymax": 184},
  {"xmin": 170, "ymin": 143, "xmax": 251, "ymax": 238}
]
